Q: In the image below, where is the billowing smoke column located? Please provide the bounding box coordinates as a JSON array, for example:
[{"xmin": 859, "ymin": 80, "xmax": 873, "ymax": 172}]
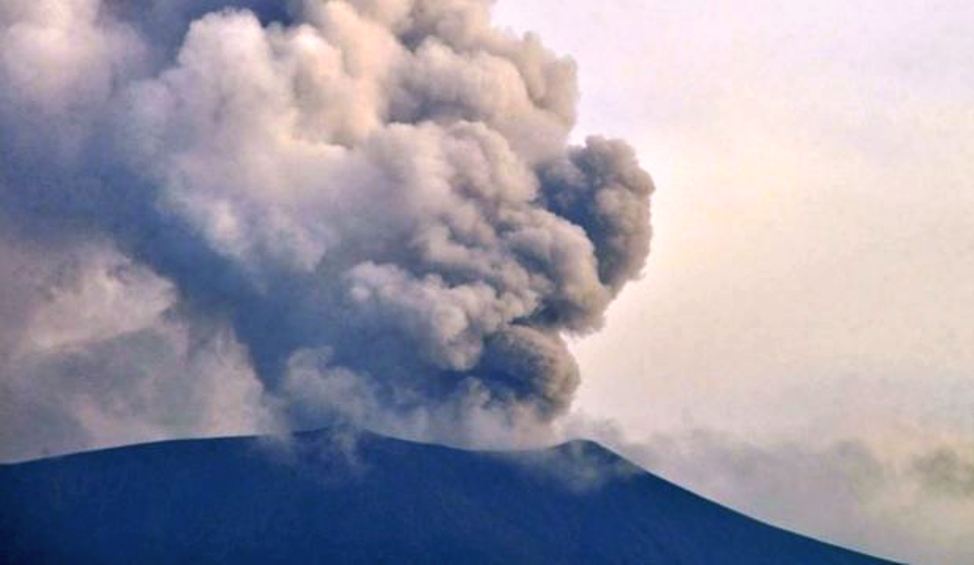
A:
[{"xmin": 0, "ymin": 0, "xmax": 652, "ymax": 455}]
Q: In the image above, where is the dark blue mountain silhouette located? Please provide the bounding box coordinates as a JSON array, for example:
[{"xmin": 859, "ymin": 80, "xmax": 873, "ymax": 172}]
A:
[{"xmin": 0, "ymin": 429, "xmax": 893, "ymax": 564}]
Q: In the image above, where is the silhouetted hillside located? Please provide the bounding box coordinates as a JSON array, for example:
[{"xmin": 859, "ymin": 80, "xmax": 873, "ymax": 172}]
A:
[{"xmin": 0, "ymin": 429, "xmax": 893, "ymax": 564}]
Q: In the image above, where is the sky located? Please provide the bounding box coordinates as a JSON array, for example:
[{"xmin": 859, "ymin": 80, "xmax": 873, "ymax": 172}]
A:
[
  {"xmin": 0, "ymin": 1, "xmax": 971, "ymax": 563},
  {"xmin": 494, "ymin": 1, "xmax": 974, "ymax": 563}
]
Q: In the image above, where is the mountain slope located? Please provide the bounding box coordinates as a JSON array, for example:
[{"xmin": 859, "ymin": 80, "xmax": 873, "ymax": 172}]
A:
[{"xmin": 0, "ymin": 429, "xmax": 892, "ymax": 564}]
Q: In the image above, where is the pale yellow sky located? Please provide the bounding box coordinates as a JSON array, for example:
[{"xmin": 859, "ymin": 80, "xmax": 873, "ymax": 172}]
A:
[
  {"xmin": 496, "ymin": 0, "xmax": 974, "ymax": 446},
  {"xmin": 495, "ymin": 1, "xmax": 974, "ymax": 562},
  {"xmin": 1, "ymin": 1, "xmax": 971, "ymax": 561}
]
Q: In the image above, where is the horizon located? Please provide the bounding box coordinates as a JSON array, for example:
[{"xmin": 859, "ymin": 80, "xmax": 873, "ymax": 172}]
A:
[{"xmin": 1, "ymin": 1, "xmax": 972, "ymax": 563}]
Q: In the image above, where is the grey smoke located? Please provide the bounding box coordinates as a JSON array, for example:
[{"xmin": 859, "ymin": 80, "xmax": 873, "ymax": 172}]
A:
[
  {"xmin": 578, "ymin": 423, "xmax": 974, "ymax": 564},
  {"xmin": 0, "ymin": 0, "xmax": 652, "ymax": 459},
  {"xmin": 913, "ymin": 448, "xmax": 974, "ymax": 498}
]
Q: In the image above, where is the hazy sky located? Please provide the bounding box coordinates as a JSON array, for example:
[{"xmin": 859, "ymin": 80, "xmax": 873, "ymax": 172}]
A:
[
  {"xmin": 495, "ymin": 1, "xmax": 974, "ymax": 563},
  {"xmin": 1, "ymin": 1, "xmax": 971, "ymax": 562}
]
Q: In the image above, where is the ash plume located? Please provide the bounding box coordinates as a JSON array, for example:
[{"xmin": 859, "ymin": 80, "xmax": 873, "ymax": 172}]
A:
[{"xmin": 0, "ymin": 0, "xmax": 653, "ymax": 457}]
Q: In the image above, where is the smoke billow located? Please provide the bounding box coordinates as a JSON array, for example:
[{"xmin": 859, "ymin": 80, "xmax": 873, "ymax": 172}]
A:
[{"xmin": 0, "ymin": 0, "xmax": 652, "ymax": 458}]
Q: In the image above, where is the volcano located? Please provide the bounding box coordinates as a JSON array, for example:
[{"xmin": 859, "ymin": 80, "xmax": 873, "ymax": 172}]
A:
[{"xmin": 0, "ymin": 429, "xmax": 891, "ymax": 564}]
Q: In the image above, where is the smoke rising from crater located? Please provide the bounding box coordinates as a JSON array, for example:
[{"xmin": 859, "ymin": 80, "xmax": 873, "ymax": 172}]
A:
[{"xmin": 0, "ymin": 0, "xmax": 652, "ymax": 457}]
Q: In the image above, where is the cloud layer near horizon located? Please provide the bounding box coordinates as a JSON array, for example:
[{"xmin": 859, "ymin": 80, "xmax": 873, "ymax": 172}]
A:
[
  {"xmin": 492, "ymin": 1, "xmax": 974, "ymax": 562},
  {"xmin": 0, "ymin": 0, "xmax": 652, "ymax": 460}
]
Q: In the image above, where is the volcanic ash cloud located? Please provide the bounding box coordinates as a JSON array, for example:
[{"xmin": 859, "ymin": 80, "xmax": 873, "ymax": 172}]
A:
[{"xmin": 0, "ymin": 0, "xmax": 653, "ymax": 450}]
